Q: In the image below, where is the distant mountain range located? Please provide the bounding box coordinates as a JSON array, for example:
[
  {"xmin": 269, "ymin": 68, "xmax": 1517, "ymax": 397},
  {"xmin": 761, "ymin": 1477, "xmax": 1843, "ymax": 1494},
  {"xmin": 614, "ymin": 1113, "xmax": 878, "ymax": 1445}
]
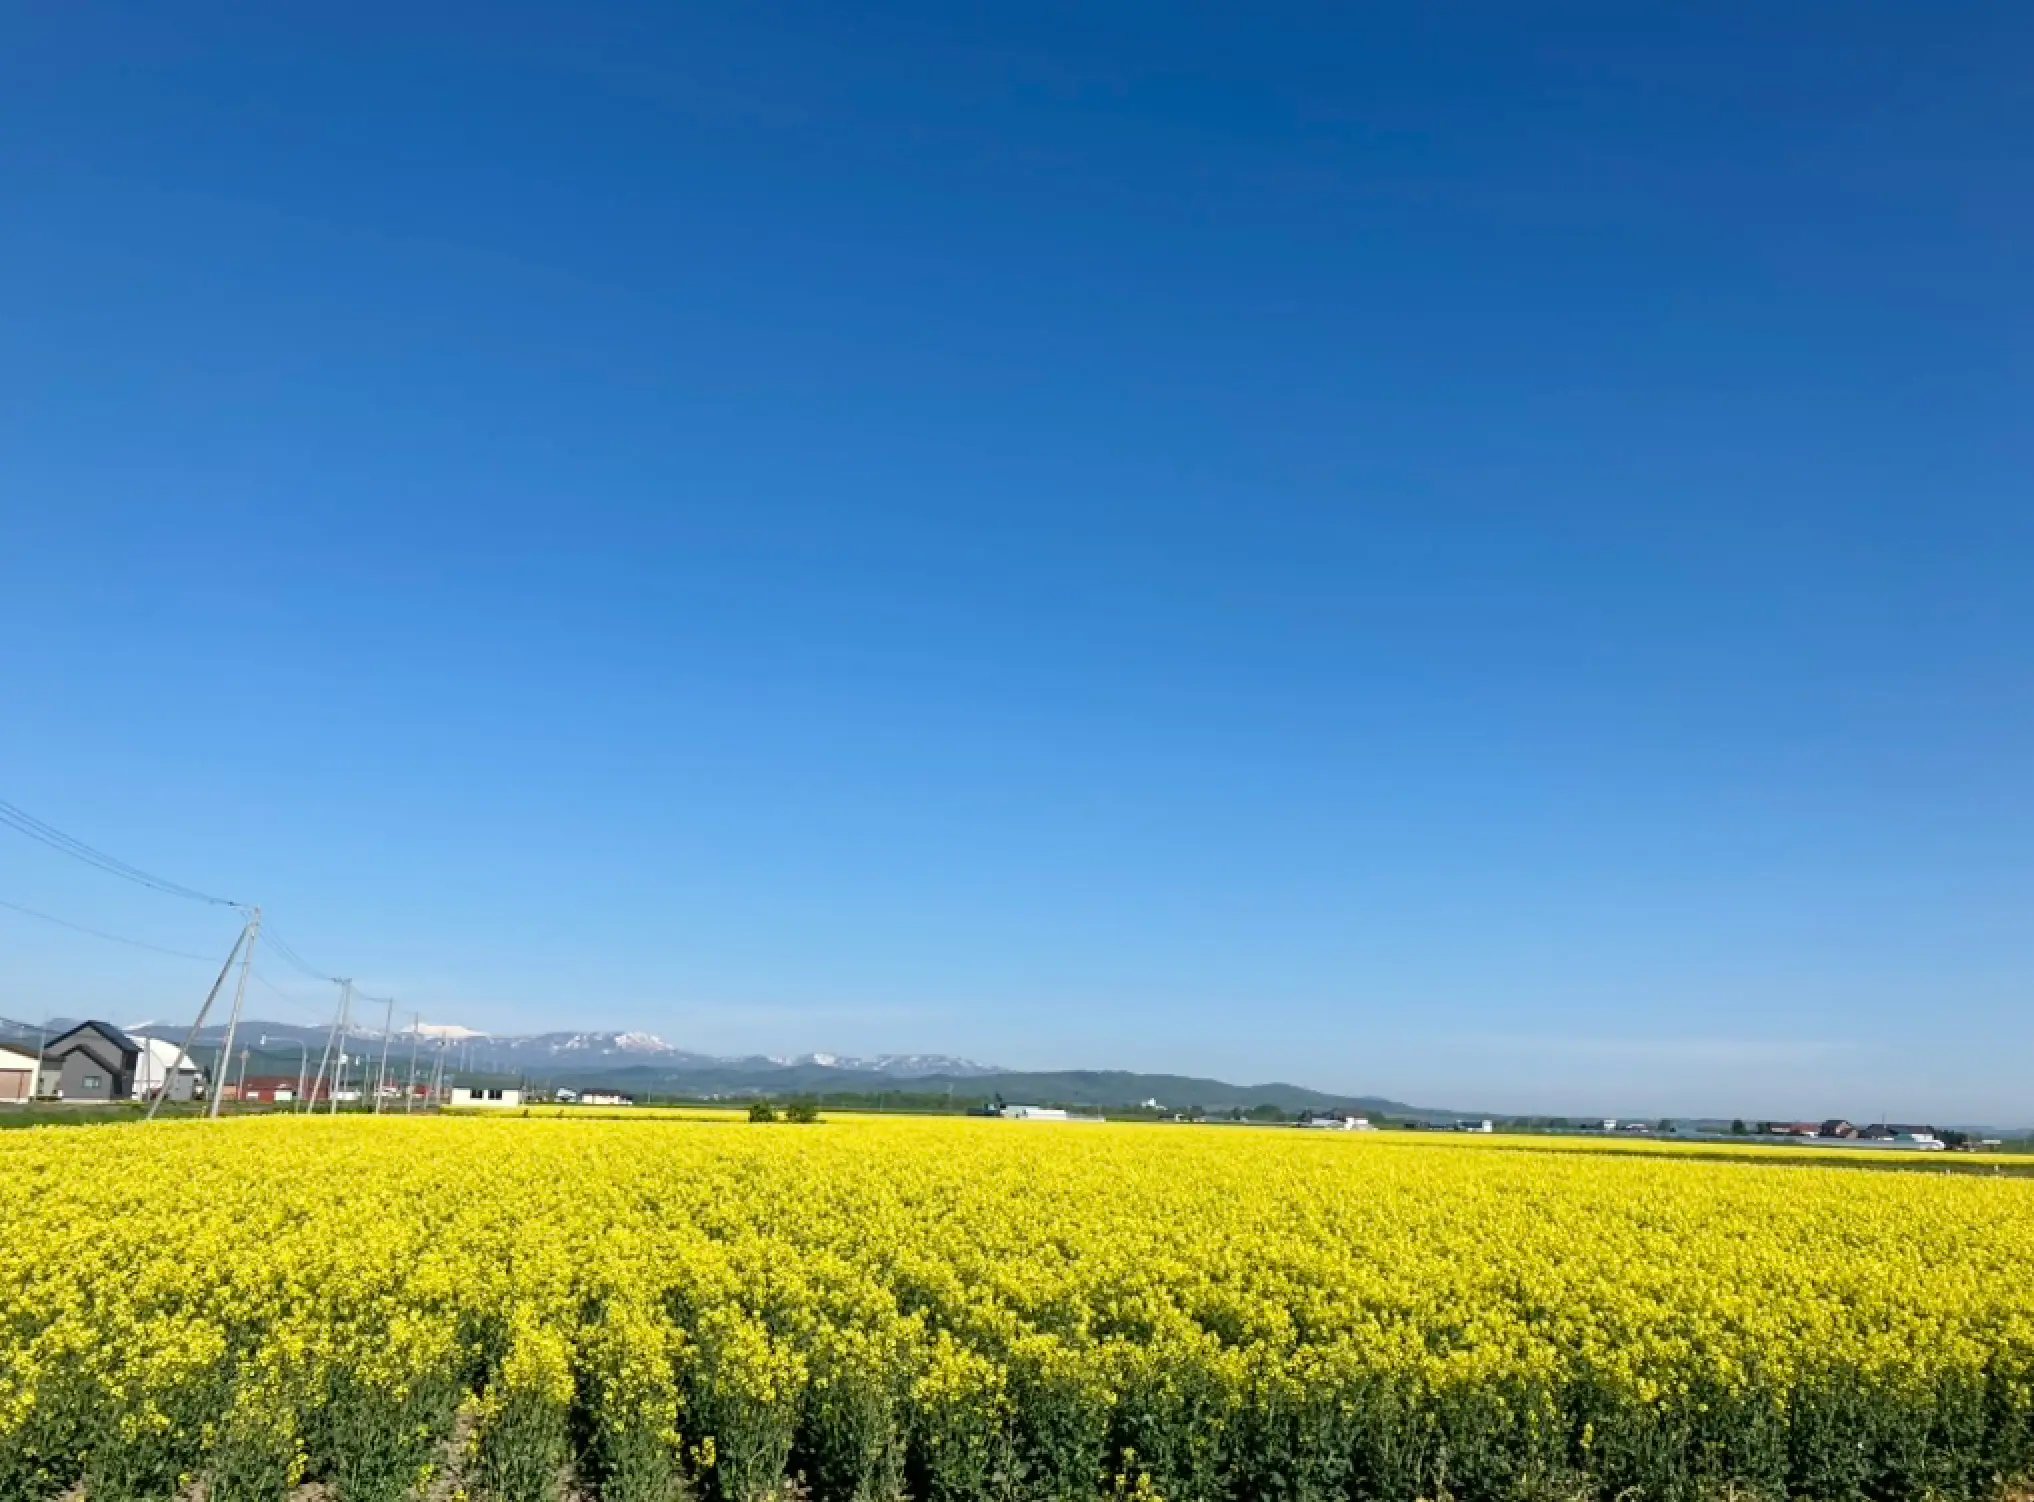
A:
[
  {"xmin": 0, "ymin": 1017, "xmax": 1420, "ymax": 1116},
  {"xmin": 166, "ymin": 1023, "xmax": 1005, "ymax": 1081}
]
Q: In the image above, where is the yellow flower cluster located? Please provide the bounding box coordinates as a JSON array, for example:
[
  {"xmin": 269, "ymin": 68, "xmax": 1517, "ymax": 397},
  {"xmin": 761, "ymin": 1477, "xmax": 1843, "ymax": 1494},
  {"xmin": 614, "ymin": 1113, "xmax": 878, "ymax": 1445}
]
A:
[{"xmin": 1, "ymin": 1115, "xmax": 2030, "ymax": 1502}]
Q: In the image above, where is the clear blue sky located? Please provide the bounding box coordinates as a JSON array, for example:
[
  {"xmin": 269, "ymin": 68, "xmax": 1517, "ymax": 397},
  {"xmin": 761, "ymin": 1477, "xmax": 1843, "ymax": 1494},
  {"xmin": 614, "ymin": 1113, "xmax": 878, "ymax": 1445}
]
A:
[{"xmin": 2, "ymin": 2, "xmax": 2028, "ymax": 1121}]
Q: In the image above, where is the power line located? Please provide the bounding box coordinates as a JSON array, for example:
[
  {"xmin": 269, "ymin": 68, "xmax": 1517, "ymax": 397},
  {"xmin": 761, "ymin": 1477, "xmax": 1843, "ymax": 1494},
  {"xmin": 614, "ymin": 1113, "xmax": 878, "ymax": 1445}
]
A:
[
  {"xmin": 0, "ymin": 895, "xmax": 224, "ymax": 962},
  {"xmin": 251, "ymin": 968, "xmax": 316, "ymax": 1002},
  {"xmin": 0, "ymin": 798, "xmax": 243, "ymax": 908},
  {"xmin": 262, "ymin": 927, "xmax": 337, "ymax": 984},
  {"xmin": 247, "ymin": 968, "xmax": 338, "ymax": 1025}
]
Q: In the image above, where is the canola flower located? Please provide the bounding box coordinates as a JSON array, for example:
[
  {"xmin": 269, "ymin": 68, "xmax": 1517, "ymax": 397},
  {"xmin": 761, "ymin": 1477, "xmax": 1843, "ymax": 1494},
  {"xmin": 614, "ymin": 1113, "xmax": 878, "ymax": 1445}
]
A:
[{"xmin": 0, "ymin": 1115, "xmax": 2030, "ymax": 1502}]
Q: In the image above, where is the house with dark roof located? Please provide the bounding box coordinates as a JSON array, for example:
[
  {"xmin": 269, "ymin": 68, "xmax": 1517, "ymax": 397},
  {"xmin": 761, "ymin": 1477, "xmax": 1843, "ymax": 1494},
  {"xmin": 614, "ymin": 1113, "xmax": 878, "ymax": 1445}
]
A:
[
  {"xmin": 39, "ymin": 1022, "xmax": 205, "ymax": 1103},
  {"xmin": 41, "ymin": 1021, "xmax": 143, "ymax": 1102},
  {"xmin": 1860, "ymin": 1122, "xmax": 1938, "ymax": 1141}
]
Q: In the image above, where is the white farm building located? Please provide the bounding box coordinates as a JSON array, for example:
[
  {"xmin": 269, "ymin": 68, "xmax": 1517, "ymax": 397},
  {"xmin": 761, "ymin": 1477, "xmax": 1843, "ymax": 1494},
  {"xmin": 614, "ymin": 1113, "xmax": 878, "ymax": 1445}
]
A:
[
  {"xmin": 449, "ymin": 1085, "xmax": 524, "ymax": 1108},
  {"xmin": 999, "ymin": 1105, "xmax": 1104, "ymax": 1123}
]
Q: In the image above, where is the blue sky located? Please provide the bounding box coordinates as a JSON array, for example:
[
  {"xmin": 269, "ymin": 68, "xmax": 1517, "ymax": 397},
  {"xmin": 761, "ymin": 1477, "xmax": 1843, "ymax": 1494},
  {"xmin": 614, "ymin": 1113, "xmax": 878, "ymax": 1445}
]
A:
[{"xmin": 2, "ymin": 2, "xmax": 2028, "ymax": 1121}]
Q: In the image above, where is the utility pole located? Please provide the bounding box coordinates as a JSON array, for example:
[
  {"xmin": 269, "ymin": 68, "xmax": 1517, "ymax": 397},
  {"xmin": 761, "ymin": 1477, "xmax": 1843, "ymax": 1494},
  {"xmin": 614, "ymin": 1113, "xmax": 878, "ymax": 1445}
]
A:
[
  {"xmin": 430, "ymin": 1040, "xmax": 447, "ymax": 1108},
  {"xmin": 404, "ymin": 1013, "xmax": 422, "ymax": 1114},
  {"xmin": 373, "ymin": 995, "xmax": 395, "ymax": 1113},
  {"xmin": 209, "ymin": 906, "xmax": 260, "ymax": 1119},
  {"xmin": 309, "ymin": 978, "xmax": 351, "ymax": 1114},
  {"xmin": 235, "ymin": 1045, "xmax": 250, "ymax": 1104},
  {"xmin": 148, "ymin": 921, "xmax": 251, "ymax": 1122},
  {"xmin": 330, "ymin": 981, "xmax": 352, "ymax": 1116}
]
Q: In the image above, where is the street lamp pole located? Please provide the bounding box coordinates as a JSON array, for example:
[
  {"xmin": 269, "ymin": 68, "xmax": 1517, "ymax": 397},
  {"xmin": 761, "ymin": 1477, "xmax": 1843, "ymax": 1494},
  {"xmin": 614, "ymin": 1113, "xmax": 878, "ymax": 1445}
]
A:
[{"xmin": 261, "ymin": 1036, "xmax": 310, "ymax": 1109}]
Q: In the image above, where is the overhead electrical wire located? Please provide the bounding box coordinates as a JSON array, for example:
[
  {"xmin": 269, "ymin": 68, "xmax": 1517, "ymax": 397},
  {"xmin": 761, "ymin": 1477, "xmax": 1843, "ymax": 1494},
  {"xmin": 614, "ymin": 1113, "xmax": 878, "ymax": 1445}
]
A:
[
  {"xmin": 262, "ymin": 927, "xmax": 339, "ymax": 984},
  {"xmin": 0, "ymin": 795, "xmax": 391, "ymax": 1034},
  {"xmin": 0, "ymin": 798, "xmax": 244, "ymax": 908},
  {"xmin": 249, "ymin": 967, "xmax": 339, "ymax": 1018},
  {"xmin": 0, "ymin": 895, "xmax": 228, "ymax": 963}
]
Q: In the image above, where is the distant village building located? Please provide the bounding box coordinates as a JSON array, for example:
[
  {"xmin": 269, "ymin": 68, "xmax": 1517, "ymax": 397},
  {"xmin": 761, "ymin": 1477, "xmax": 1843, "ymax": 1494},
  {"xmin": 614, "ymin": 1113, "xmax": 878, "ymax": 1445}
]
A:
[
  {"xmin": 1455, "ymin": 1119, "xmax": 1494, "ymax": 1134},
  {"xmin": 999, "ymin": 1105, "xmax": 1104, "ymax": 1122},
  {"xmin": 1819, "ymin": 1120, "xmax": 1859, "ymax": 1139},
  {"xmin": 449, "ymin": 1085, "xmax": 524, "ymax": 1108},
  {"xmin": 232, "ymin": 1075, "xmax": 315, "ymax": 1105},
  {"xmin": 1300, "ymin": 1113, "xmax": 1374, "ymax": 1130},
  {"xmin": 1860, "ymin": 1122, "xmax": 1938, "ymax": 1143},
  {"xmin": 554, "ymin": 1087, "xmax": 634, "ymax": 1106}
]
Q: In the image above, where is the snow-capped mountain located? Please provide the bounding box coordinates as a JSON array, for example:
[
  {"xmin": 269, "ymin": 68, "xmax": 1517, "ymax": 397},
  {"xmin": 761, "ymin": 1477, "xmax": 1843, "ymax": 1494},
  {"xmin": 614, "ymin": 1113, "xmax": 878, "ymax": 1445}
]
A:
[
  {"xmin": 136, "ymin": 1020, "xmax": 1003, "ymax": 1082},
  {"xmin": 539, "ymin": 1030, "xmax": 682, "ymax": 1055},
  {"xmin": 763, "ymin": 1051, "xmax": 999, "ymax": 1079},
  {"xmin": 468, "ymin": 1032, "xmax": 999, "ymax": 1076}
]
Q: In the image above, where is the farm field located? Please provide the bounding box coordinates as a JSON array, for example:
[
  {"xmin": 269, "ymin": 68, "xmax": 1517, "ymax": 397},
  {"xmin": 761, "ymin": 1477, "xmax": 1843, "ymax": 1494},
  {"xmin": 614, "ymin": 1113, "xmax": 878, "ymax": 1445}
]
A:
[{"xmin": 3, "ymin": 1116, "xmax": 2031, "ymax": 1502}]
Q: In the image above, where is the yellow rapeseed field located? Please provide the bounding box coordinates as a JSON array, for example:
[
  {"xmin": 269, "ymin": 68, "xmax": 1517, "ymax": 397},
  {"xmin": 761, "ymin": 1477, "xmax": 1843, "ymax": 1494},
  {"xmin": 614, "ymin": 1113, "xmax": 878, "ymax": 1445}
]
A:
[{"xmin": 1, "ymin": 1115, "xmax": 2030, "ymax": 1502}]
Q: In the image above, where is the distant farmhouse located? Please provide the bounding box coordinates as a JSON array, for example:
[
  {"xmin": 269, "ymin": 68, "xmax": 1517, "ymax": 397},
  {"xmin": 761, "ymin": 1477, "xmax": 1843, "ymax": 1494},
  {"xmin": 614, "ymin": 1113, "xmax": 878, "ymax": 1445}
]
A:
[
  {"xmin": 450, "ymin": 1083, "xmax": 524, "ymax": 1108},
  {"xmin": 1299, "ymin": 1112, "xmax": 1375, "ymax": 1131},
  {"xmin": 999, "ymin": 1104, "xmax": 1104, "ymax": 1122},
  {"xmin": 1759, "ymin": 1118, "xmax": 1950, "ymax": 1151},
  {"xmin": 1861, "ymin": 1123, "xmax": 1945, "ymax": 1149}
]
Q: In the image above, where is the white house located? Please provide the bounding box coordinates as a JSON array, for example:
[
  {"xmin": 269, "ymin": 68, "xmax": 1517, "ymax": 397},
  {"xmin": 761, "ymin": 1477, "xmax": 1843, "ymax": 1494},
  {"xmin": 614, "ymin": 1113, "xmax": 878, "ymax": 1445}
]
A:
[
  {"xmin": 132, "ymin": 1037, "xmax": 207, "ymax": 1102},
  {"xmin": 0, "ymin": 1044, "xmax": 36, "ymax": 1103},
  {"xmin": 450, "ymin": 1085, "xmax": 524, "ymax": 1108},
  {"xmin": 1302, "ymin": 1114, "xmax": 1374, "ymax": 1130},
  {"xmin": 1000, "ymin": 1105, "xmax": 1104, "ymax": 1122}
]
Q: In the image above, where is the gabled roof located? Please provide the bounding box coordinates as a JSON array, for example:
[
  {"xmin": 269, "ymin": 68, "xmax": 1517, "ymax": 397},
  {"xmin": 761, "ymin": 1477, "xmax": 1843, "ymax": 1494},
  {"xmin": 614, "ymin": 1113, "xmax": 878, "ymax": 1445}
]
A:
[{"xmin": 45, "ymin": 1020, "xmax": 142, "ymax": 1062}]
